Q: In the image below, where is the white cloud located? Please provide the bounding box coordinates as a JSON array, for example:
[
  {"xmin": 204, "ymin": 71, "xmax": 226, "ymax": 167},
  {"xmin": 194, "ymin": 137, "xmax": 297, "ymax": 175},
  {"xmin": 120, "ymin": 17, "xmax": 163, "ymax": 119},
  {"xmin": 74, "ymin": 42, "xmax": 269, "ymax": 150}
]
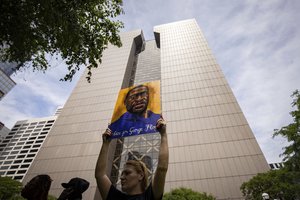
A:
[{"xmin": 0, "ymin": 62, "xmax": 84, "ymax": 128}]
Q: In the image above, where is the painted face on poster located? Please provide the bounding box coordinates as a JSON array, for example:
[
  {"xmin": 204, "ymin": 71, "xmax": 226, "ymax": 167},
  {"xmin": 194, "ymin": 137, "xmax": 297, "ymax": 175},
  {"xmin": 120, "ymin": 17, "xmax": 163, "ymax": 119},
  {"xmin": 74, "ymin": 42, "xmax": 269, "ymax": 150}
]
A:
[{"xmin": 109, "ymin": 81, "xmax": 161, "ymax": 139}]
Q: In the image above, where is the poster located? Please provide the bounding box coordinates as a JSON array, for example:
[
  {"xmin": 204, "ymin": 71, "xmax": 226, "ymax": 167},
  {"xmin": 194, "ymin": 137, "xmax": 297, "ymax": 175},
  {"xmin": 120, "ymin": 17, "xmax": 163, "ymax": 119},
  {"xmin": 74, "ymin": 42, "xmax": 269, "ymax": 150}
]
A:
[{"xmin": 109, "ymin": 80, "xmax": 161, "ymax": 139}]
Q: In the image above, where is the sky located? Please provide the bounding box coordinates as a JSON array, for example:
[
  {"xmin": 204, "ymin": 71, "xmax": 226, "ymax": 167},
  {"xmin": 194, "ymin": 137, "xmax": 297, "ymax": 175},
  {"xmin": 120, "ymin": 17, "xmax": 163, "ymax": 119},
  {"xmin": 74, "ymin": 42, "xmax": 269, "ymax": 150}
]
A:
[{"xmin": 0, "ymin": 0, "xmax": 300, "ymax": 163}]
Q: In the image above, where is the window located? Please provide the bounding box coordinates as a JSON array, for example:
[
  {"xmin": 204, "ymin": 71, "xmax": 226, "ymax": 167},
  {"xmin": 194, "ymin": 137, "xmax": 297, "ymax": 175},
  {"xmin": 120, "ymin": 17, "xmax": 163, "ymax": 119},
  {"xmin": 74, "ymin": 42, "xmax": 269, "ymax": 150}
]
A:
[
  {"xmin": 14, "ymin": 176, "xmax": 23, "ymax": 180},
  {"xmin": 29, "ymin": 149, "xmax": 38, "ymax": 153},
  {"xmin": 10, "ymin": 151, "xmax": 19, "ymax": 155},
  {"xmin": 17, "ymin": 142, "xmax": 25, "ymax": 145},
  {"xmin": 0, "ymin": 166, "xmax": 9, "ymax": 170},
  {"xmin": 17, "ymin": 170, "xmax": 26, "ymax": 174}
]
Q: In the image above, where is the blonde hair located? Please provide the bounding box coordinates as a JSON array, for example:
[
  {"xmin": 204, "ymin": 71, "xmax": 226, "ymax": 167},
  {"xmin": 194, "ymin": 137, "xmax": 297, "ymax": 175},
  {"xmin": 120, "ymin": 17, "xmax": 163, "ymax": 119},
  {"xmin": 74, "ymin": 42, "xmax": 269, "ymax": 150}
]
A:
[{"xmin": 125, "ymin": 160, "xmax": 149, "ymax": 191}]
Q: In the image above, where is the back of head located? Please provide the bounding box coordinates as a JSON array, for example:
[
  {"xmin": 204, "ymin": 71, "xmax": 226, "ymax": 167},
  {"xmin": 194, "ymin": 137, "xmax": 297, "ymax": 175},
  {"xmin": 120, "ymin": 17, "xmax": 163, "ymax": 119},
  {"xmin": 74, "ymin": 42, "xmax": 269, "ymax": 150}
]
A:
[
  {"xmin": 21, "ymin": 174, "xmax": 52, "ymax": 200},
  {"xmin": 125, "ymin": 160, "xmax": 149, "ymax": 191}
]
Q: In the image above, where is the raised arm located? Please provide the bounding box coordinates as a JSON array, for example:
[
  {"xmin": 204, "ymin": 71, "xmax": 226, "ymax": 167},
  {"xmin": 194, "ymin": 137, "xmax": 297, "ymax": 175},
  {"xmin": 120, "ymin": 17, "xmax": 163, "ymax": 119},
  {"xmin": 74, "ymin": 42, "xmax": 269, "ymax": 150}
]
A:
[
  {"xmin": 95, "ymin": 129, "xmax": 112, "ymax": 200},
  {"xmin": 152, "ymin": 118, "xmax": 169, "ymax": 200}
]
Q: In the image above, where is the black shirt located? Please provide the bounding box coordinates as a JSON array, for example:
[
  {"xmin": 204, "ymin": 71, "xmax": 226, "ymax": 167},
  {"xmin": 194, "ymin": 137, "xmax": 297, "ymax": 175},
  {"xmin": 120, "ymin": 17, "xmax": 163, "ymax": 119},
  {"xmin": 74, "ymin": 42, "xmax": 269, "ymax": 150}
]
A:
[{"xmin": 106, "ymin": 184, "xmax": 160, "ymax": 200}]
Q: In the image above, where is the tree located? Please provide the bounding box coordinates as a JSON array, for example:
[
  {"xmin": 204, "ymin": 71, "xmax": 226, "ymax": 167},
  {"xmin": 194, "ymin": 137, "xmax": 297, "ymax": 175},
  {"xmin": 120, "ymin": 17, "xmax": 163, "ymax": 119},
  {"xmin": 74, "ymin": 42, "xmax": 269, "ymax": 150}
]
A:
[
  {"xmin": 0, "ymin": 176, "xmax": 23, "ymax": 200},
  {"xmin": 0, "ymin": 0, "xmax": 124, "ymax": 82},
  {"xmin": 163, "ymin": 187, "xmax": 215, "ymax": 200},
  {"xmin": 273, "ymin": 90, "xmax": 300, "ymax": 171},
  {"xmin": 240, "ymin": 90, "xmax": 300, "ymax": 200},
  {"xmin": 240, "ymin": 169, "xmax": 300, "ymax": 200}
]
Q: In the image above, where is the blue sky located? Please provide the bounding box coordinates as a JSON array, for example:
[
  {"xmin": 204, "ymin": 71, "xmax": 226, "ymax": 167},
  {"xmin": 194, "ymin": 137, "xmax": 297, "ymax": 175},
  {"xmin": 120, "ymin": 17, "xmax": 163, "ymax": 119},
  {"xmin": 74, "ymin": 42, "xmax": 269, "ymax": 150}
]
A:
[{"xmin": 0, "ymin": 0, "xmax": 299, "ymax": 163}]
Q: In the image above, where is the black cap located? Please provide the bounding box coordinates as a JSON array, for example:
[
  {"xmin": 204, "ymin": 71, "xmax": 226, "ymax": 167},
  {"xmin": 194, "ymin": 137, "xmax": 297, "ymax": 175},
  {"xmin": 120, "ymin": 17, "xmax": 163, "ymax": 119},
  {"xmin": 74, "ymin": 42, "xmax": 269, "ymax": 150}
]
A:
[{"xmin": 61, "ymin": 177, "xmax": 90, "ymax": 193}]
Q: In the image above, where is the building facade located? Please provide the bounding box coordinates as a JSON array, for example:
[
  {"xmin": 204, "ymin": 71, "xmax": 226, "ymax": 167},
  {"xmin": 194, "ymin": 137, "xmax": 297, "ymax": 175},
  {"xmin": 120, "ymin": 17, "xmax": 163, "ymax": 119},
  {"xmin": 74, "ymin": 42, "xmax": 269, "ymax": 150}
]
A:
[
  {"xmin": 0, "ymin": 116, "xmax": 56, "ymax": 181},
  {"xmin": 0, "ymin": 66, "xmax": 16, "ymax": 100},
  {"xmin": 23, "ymin": 19, "xmax": 269, "ymax": 199},
  {"xmin": 0, "ymin": 121, "xmax": 10, "ymax": 143},
  {"xmin": 269, "ymin": 162, "xmax": 284, "ymax": 170}
]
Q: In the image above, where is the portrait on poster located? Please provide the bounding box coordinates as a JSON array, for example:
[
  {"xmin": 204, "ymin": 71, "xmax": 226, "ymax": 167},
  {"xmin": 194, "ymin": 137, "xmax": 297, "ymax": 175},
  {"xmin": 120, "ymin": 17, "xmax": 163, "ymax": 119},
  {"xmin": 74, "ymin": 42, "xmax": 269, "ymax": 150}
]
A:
[{"xmin": 109, "ymin": 80, "xmax": 161, "ymax": 139}]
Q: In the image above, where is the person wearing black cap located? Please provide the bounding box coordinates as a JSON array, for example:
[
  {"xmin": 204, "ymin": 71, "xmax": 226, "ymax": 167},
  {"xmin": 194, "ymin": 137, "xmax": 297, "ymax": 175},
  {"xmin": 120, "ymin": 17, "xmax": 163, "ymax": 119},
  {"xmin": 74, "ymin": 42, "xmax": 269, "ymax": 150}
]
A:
[{"xmin": 57, "ymin": 177, "xmax": 89, "ymax": 200}]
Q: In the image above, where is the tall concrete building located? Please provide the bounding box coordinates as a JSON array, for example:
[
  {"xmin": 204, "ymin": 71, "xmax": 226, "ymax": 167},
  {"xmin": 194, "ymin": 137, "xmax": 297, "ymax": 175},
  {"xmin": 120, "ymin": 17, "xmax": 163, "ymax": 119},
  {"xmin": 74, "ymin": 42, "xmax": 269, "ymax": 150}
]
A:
[
  {"xmin": 23, "ymin": 19, "xmax": 269, "ymax": 199},
  {"xmin": 0, "ymin": 116, "xmax": 57, "ymax": 181},
  {"xmin": 0, "ymin": 62, "xmax": 16, "ymax": 100}
]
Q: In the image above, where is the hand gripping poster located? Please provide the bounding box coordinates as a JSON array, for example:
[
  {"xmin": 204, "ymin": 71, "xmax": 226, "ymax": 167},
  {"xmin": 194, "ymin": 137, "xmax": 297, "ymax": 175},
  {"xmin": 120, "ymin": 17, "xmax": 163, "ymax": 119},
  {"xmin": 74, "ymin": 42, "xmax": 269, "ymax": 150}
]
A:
[{"xmin": 109, "ymin": 80, "xmax": 161, "ymax": 139}]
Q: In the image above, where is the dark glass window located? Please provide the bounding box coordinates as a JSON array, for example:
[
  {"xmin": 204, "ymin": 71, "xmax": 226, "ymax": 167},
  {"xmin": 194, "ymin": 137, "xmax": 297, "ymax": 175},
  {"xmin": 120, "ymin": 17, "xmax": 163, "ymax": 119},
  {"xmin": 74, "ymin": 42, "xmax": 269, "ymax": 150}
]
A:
[{"xmin": 17, "ymin": 170, "xmax": 26, "ymax": 174}]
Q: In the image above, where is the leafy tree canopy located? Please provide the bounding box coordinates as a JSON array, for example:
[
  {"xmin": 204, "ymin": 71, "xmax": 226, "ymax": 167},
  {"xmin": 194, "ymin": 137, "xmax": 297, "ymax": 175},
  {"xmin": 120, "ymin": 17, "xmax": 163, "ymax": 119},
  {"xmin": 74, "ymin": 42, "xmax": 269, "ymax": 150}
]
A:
[
  {"xmin": 273, "ymin": 89, "xmax": 300, "ymax": 171},
  {"xmin": 0, "ymin": 176, "xmax": 23, "ymax": 200},
  {"xmin": 240, "ymin": 169, "xmax": 300, "ymax": 200},
  {"xmin": 163, "ymin": 187, "xmax": 215, "ymax": 200},
  {"xmin": 0, "ymin": 0, "xmax": 124, "ymax": 82}
]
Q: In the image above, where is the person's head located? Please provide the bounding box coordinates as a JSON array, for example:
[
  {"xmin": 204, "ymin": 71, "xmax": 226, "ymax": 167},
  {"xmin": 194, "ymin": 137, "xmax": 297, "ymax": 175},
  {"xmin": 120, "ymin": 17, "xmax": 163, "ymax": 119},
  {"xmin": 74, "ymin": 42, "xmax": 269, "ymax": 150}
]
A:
[
  {"xmin": 21, "ymin": 174, "xmax": 52, "ymax": 200},
  {"xmin": 124, "ymin": 85, "xmax": 149, "ymax": 115},
  {"xmin": 120, "ymin": 160, "xmax": 149, "ymax": 194},
  {"xmin": 58, "ymin": 177, "xmax": 89, "ymax": 200}
]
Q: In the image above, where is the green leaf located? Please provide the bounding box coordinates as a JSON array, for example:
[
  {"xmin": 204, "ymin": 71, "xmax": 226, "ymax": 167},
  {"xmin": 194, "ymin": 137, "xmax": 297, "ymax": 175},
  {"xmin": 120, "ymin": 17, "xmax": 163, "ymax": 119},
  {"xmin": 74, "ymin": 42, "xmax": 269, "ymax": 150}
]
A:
[{"xmin": 0, "ymin": 0, "xmax": 124, "ymax": 82}]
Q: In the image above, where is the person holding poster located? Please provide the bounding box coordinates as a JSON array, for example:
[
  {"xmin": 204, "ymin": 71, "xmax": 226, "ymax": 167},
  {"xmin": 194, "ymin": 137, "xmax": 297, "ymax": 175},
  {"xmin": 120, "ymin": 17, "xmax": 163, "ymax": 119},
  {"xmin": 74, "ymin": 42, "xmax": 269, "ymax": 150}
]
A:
[
  {"xmin": 95, "ymin": 117, "xmax": 168, "ymax": 200},
  {"xmin": 109, "ymin": 81, "xmax": 161, "ymax": 139}
]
